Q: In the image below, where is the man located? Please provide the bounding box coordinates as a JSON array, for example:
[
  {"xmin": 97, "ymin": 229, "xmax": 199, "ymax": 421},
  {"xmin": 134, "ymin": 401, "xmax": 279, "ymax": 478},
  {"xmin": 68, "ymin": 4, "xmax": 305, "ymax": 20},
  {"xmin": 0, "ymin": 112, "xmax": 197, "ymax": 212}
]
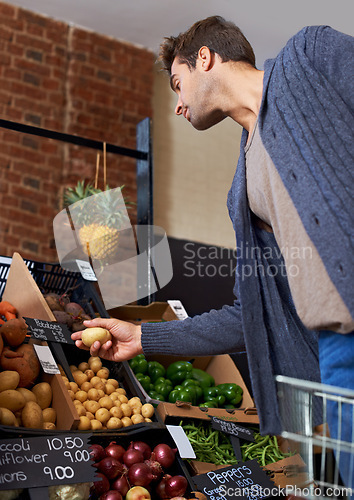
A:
[{"xmin": 73, "ymin": 16, "xmax": 353, "ymax": 485}]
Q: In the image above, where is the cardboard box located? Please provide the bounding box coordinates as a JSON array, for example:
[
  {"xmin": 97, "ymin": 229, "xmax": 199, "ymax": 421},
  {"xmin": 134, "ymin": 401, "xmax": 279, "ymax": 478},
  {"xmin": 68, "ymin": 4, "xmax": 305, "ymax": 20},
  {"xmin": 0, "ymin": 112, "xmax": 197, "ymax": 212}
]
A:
[
  {"xmin": 1, "ymin": 252, "xmax": 80, "ymax": 431},
  {"xmin": 127, "ymin": 353, "xmax": 259, "ymax": 425},
  {"xmin": 108, "ymin": 301, "xmax": 179, "ymax": 324}
]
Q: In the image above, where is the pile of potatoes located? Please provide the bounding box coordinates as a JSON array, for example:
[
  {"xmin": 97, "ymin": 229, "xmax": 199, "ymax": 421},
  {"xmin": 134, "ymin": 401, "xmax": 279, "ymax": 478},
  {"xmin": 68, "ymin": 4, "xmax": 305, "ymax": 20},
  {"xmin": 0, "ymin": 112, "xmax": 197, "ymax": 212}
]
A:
[
  {"xmin": 0, "ymin": 370, "xmax": 56, "ymax": 429},
  {"xmin": 60, "ymin": 356, "xmax": 154, "ymax": 431}
]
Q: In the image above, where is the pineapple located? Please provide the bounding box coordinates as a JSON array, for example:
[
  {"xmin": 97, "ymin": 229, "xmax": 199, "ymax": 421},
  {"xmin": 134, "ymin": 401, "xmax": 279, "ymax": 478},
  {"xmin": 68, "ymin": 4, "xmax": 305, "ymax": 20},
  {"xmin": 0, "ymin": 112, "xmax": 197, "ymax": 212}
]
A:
[{"xmin": 63, "ymin": 181, "xmax": 132, "ymax": 261}]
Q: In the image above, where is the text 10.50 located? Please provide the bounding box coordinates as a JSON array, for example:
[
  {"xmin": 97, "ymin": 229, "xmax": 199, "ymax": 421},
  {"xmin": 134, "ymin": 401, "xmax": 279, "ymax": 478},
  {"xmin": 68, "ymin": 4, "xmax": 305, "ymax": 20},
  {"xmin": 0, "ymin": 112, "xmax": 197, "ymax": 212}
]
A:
[{"xmin": 46, "ymin": 436, "xmax": 84, "ymax": 451}]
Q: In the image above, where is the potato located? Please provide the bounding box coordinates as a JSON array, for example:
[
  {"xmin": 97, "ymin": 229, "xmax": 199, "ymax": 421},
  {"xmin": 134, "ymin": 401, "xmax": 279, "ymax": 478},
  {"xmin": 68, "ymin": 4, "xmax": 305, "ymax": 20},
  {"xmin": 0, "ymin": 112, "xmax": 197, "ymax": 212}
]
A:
[
  {"xmin": 78, "ymin": 362, "xmax": 90, "ymax": 372},
  {"xmin": 106, "ymin": 417, "xmax": 123, "ymax": 429},
  {"xmin": 99, "ymin": 396, "xmax": 114, "ymax": 410},
  {"xmin": 107, "ymin": 378, "xmax": 119, "ymax": 389},
  {"xmin": 0, "ymin": 407, "xmax": 18, "ymax": 426},
  {"xmin": 81, "ymin": 327, "xmax": 112, "ymax": 348},
  {"xmin": 110, "ymin": 406, "xmax": 123, "ymax": 419},
  {"xmin": 104, "ymin": 383, "xmax": 116, "ymax": 395},
  {"xmin": 120, "ymin": 403, "xmax": 132, "ymax": 417},
  {"xmin": 0, "ymin": 370, "xmax": 20, "ymax": 392},
  {"xmin": 42, "ymin": 407, "xmax": 56, "ymax": 424},
  {"xmin": 97, "ymin": 367, "xmax": 110, "ymax": 379},
  {"xmin": 22, "ymin": 401, "xmax": 44, "ymax": 429},
  {"xmin": 90, "ymin": 419, "xmax": 103, "ymax": 430},
  {"xmin": 0, "ymin": 318, "xmax": 28, "ymax": 347},
  {"xmin": 43, "ymin": 422, "xmax": 56, "ymax": 430},
  {"xmin": 87, "ymin": 388, "xmax": 100, "ymax": 402},
  {"xmin": 0, "ymin": 389, "xmax": 26, "ymax": 412},
  {"xmin": 95, "ymin": 407, "xmax": 110, "ymax": 424},
  {"xmin": 78, "ymin": 416, "xmax": 91, "ymax": 430},
  {"xmin": 141, "ymin": 403, "xmax": 154, "ymax": 419},
  {"xmin": 90, "ymin": 359, "xmax": 103, "ymax": 373},
  {"xmin": 17, "ymin": 387, "xmax": 37, "ymax": 403},
  {"xmin": 121, "ymin": 416, "xmax": 132, "ymax": 427},
  {"xmin": 31, "ymin": 382, "xmax": 52, "ymax": 409},
  {"xmin": 131, "ymin": 414, "xmax": 145, "ymax": 424},
  {"xmin": 84, "ymin": 400, "xmax": 100, "ymax": 413},
  {"xmin": 80, "ymin": 382, "xmax": 92, "ymax": 393},
  {"xmin": 73, "ymin": 371, "xmax": 88, "ymax": 386},
  {"xmin": 75, "ymin": 390, "xmax": 88, "ymax": 403}
]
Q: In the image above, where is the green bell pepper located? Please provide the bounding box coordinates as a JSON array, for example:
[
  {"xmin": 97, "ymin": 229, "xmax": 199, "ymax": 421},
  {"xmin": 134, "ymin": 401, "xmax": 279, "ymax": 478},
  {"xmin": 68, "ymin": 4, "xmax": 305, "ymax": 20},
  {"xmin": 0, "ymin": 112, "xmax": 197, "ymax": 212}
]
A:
[
  {"xmin": 199, "ymin": 399, "xmax": 218, "ymax": 408},
  {"xmin": 154, "ymin": 377, "xmax": 173, "ymax": 399},
  {"xmin": 168, "ymin": 385, "xmax": 197, "ymax": 405},
  {"xmin": 135, "ymin": 372, "xmax": 153, "ymax": 392},
  {"xmin": 147, "ymin": 361, "xmax": 166, "ymax": 383},
  {"xmin": 190, "ymin": 367, "xmax": 215, "ymax": 388},
  {"xmin": 202, "ymin": 386, "xmax": 225, "ymax": 407},
  {"xmin": 129, "ymin": 354, "xmax": 148, "ymax": 374},
  {"xmin": 166, "ymin": 360, "xmax": 193, "ymax": 385},
  {"xmin": 181, "ymin": 379, "xmax": 203, "ymax": 402},
  {"xmin": 148, "ymin": 390, "xmax": 165, "ymax": 401},
  {"xmin": 217, "ymin": 383, "xmax": 243, "ymax": 406}
]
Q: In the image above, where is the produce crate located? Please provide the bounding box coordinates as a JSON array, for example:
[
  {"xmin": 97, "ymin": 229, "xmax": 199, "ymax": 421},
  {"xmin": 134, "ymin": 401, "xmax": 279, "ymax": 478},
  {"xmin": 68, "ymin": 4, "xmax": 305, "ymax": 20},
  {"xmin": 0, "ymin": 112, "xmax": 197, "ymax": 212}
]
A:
[
  {"xmin": 0, "ymin": 252, "xmax": 108, "ymax": 319},
  {"xmin": 89, "ymin": 424, "xmax": 196, "ymax": 499},
  {"xmin": 127, "ymin": 354, "xmax": 259, "ymax": 426},
  {"xmin": 61, "ymin": 343, "xmax": 163, "ymax": 430}
]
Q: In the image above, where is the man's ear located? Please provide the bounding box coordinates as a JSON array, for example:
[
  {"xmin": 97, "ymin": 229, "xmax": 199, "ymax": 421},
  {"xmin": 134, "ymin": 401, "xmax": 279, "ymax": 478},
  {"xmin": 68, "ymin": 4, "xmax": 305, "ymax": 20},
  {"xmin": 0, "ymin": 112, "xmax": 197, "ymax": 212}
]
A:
[{"xmin": 197, "ymin": 46, "xmax": 213, "ymax": 71}]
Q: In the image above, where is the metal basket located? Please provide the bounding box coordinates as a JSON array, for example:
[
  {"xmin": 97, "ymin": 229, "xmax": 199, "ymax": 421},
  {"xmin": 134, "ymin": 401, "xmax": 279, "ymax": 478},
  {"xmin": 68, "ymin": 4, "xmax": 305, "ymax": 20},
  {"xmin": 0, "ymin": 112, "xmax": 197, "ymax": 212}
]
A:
[{"xmin": 276, "ymin": 375, "xmax": 354, "ymax": 499}]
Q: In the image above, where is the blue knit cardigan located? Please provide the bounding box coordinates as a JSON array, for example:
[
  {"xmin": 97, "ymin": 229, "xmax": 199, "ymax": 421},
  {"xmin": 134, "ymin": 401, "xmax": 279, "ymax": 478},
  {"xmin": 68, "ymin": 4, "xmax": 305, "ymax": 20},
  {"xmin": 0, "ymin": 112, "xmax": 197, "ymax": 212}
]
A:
[{"xmin": 141, "ymin": 26, "xmax": 354, "ymax": 435}]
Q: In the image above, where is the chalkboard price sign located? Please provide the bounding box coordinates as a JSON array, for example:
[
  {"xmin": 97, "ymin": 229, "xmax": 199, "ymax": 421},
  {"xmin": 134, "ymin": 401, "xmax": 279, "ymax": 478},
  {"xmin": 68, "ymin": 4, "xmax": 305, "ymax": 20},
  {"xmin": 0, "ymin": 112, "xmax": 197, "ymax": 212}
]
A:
[
  {"xmin": 0, "ymin": 434, "xmax": 96, "ymax": 490},
  {"xmin": 24, "ymin": 317, "xmax": 74, "ymax": 344},
  {"xmin": 210, "ymin": 416, "xmax": 255, "ymax": 442},
  {"xmin": 193, "ymin": 459, "xmax": 277, "ymax": 500}
]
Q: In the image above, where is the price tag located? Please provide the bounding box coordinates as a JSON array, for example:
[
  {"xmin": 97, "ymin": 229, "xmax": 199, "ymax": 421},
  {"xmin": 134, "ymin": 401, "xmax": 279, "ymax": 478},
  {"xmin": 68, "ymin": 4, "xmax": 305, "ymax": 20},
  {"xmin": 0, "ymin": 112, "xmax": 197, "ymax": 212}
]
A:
[
  {"xmin": 24, "ymin": 317, "xmax": 74, "ymax": 344},
  {"xmin": 76, "ymin": 259, "xmax": 97, "ymax": 281},
  {"xmin": 0, "ymin": 434, "xmax": 96, "ymax": 490},
  {"xmin": 166, "ymin": 425, "xmax": 196, "ymax": 459},
  {"xmin": 168, "ymin": 300, "xmax": 189, "ymax": 320},
  {"xmin": 210, "ymin": 416, "xmax": 255, "ymax": 442},
  {"xmin": 192, "ymin": 460, "xmax": 277, "ymax": 500},
  {"xmin": 33, "ymin": 345, "xmax": 60, "ymax": 375}
]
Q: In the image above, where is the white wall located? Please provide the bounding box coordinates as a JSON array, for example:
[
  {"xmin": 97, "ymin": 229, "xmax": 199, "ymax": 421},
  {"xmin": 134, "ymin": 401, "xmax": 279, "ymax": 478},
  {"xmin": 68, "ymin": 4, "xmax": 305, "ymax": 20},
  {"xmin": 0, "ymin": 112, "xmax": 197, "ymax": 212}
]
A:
[{"xmin": 152, "ymin": 66, "xmax": 242, "ymax": 250}]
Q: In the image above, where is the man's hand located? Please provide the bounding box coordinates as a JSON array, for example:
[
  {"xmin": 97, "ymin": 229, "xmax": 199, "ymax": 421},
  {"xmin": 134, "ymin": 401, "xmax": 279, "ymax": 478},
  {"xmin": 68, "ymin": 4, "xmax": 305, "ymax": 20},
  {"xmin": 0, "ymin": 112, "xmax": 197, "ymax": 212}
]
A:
[{"xmin": 71, "ymin": 317, "xmax": 143, "ymax": 362}]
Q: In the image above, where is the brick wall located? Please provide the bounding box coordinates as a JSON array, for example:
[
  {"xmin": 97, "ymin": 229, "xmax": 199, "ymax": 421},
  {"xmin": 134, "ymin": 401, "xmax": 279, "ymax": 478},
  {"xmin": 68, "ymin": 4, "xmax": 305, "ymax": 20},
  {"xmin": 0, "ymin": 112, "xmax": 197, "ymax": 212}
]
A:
[{"xmin": 0, "ymin": 2, "xmax": 154, "ymax": 262}]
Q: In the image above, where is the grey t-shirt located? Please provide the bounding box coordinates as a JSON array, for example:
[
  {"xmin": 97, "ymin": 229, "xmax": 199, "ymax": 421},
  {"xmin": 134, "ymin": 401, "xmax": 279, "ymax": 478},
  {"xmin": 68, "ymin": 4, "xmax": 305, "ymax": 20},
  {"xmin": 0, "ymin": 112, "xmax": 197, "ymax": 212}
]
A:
[{"xmin": 245, "ymin": 120, "xmax": 353, "ymax": 333}]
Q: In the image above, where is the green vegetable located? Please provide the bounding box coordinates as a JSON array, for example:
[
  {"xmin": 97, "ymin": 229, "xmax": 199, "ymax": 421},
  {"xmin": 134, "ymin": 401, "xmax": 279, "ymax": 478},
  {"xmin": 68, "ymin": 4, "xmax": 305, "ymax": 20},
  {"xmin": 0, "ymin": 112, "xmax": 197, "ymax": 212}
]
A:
[
  {"xmin": 148, "ymin": 390, "xmax": 165, "ymax": 401},
  {"xmin": 181, "ymin": 379, "xmax": 203, "ymax": 401},
  {"xmin": 154, "ymin": 377, "xmax": 173, "ymax": 399},
  {"xmin": 166, "ymin": 360, "xmax": 193, "ymax": 385},
  {"xmin": 168, "ymin": 385, "xmax": 196, "ymax": 404},
  {"xmin": 217, "ymin": 383, "xmax": 243, "ymax": 406},
  {"xmin": 129, "ymin": 354, "xmax": 148, "ymax": 374},
  {"xmin": 135, "ymin": 372, "xmax": 153, "ymax": 392},
  {"xmin": 190, "ymin": 367, "xmax": 215, "ymax": 388},
  {"xmin": 180, "ymin": 419, "xmax": 295, "ymax": 466},
  {"xmin": 147, "ymin": 361, "xmax": 166, "ymax": 383}
]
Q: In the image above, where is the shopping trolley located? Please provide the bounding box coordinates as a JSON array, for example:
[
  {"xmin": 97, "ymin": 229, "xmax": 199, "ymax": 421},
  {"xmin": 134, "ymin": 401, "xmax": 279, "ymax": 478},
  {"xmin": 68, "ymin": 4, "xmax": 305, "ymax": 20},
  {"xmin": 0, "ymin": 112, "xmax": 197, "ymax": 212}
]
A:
[{"xmin": 276, "ymin": 375, "xmax": 354, "ymax": 499}]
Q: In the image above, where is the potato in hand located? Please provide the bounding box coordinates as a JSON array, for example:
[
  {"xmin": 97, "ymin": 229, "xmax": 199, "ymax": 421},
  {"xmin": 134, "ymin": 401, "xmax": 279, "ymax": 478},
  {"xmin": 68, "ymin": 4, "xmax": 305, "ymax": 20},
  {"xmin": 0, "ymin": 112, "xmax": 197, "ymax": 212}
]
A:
[{"xmin": 81, "ymin": 327, "xmax": 112, "ymax": 347}]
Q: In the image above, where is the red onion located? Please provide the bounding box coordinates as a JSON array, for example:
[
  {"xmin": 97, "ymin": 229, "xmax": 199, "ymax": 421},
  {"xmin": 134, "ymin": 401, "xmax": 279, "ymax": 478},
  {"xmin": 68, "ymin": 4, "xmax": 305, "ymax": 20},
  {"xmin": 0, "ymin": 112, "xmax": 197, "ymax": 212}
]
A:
[
  {"xmin": 155, "ymin": 474, "xmax": 171, "ymax": 499},
  {"xmin": 165, "ymin": 475, "xmax": 188, "ymax": 498},
  {"xmin": 128, "ymin": 440, "xmax": 152, "ymax": 460},
  {"xmin": 100, "ymin": 491, "xmax": 123, "ymax": 500},
  {"xmin": 111, "ymin": 474, "xmax": 130, "ymax": 496},
  {"xmin": 152, "ymin": 444, "xmax": 177, "ymax": 469},
  {"xmin": 105, "ymin": 441, "xmax": 126, "ymax": 462},
  {"xmin": 123, "ymin": 449, "xmax": 145, "ymax": 468},
  {"xmin": 144, "ymin": 453, "xmax": 163, "ymax": 481},
  {"xmin": 98, "ymin": 457, "xmax": 125, "ymax": 480},
  {"xmin": 128, "ymin": 462, "xmax": 154, "ymax": 487},
  {"xmin": 91, "ymin": 472, "xmax": 110, "ymax": 497},
  {"xmin": 89, "ymin": 443, "xmax": 106, "ymax": 463}
]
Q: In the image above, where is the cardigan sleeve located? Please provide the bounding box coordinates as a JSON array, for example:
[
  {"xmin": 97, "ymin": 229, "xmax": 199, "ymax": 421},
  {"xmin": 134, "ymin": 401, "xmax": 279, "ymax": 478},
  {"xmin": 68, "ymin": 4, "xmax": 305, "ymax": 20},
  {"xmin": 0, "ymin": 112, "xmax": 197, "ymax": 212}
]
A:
[{"xmin": 141, "ymin": 301, "xmax": 245, "ymax": 356}]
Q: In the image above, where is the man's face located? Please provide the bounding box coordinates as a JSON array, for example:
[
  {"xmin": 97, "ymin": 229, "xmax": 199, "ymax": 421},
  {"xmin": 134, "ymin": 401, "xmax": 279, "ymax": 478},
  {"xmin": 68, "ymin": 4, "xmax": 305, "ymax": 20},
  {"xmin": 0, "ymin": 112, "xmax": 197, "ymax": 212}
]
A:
[{"xmin": 170, "ymin": 57, "xmax": 225, "ymax": 131}]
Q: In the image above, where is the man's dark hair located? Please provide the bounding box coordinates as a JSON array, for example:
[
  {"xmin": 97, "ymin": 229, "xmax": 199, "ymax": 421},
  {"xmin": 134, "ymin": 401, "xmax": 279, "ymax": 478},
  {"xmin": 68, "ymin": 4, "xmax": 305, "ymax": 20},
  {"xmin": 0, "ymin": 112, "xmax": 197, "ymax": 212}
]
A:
[{"xmin": 159, "ymin": 15, "xmax": 256, "ymax": 74}]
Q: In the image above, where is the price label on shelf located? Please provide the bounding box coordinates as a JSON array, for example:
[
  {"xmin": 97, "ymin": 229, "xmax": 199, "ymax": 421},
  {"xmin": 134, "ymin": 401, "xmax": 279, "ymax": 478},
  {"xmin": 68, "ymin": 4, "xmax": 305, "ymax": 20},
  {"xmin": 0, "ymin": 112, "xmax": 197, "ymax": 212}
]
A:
[
  {"xmin": 76, "ymin": 259, "xmax": 97, "ymax": 281},
  {"xmin": 24, "ymin": 317, "xmax": 74, "ymax": 344},
  {"xmin": 193, "ymin": 460, "xmax": 277, "ymax": 500},
  {"xmin": 33, "ymin": 345, "xmax": 60, "ymax": 375},
  {"xmin": 0, "ymin": 434, "xmax": 96, "ymax": 490}
]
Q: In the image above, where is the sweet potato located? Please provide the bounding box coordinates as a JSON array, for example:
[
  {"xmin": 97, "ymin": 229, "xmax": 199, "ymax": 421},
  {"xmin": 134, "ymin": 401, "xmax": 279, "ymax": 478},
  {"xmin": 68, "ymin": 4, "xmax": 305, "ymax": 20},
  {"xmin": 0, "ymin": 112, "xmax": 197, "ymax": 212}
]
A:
[
  {"xmin": 0, "ymin": 344, "xmax": 40, "ymax": 388},
  {"xmin": 0, "ymin": 300, "xmax": 17, "ymax": 321},
  {"xmin": 0, "ymin": 318, "xmax": 27, "ymax": 347}
]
